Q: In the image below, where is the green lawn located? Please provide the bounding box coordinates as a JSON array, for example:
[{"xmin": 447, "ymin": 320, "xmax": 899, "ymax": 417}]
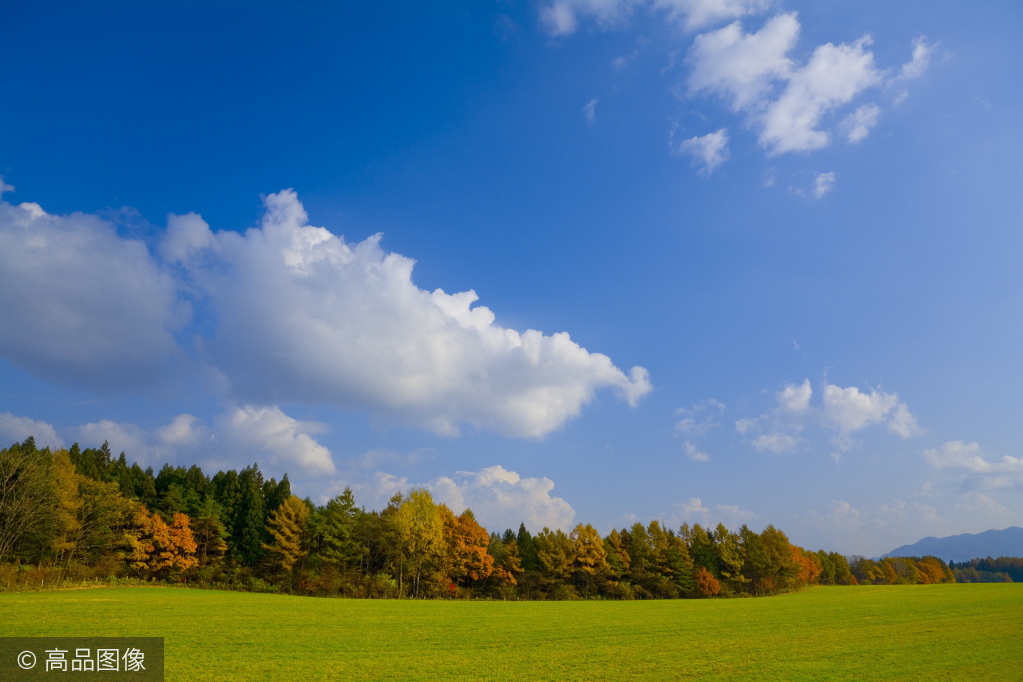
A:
[{"xmin": 1, "ymin": 584, "xmax": 1020, "ymax": 680}]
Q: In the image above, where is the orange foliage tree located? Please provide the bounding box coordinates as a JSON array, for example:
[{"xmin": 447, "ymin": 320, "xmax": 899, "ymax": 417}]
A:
[
  {"xmin": 126, "ymin": 505, "xmax": 198, "ymax": 578},
  {"xmin": 695, "ymin": 566, "xmax": 721, "ymax": 597},
  {"xmin": 440, "ymin": 505, "xmax": 494, "ymax": 588}
]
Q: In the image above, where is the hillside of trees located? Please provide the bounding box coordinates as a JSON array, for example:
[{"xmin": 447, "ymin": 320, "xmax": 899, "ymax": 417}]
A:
[{"xmin": 1, "ymin": 437, "xmax": 963, "ymax": 598}]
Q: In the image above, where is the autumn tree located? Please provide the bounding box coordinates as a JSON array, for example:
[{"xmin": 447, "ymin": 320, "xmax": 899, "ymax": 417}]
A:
[
  {"xmin": 695, "ymin": 566, "xmax": 721, "ymax": 597},
  {"xmin": 263, "ymin": 494, "xmax": 311, "ymax": 574},
  {"xmin": 126, "ymin": 505, "xmax": 198, "ymax": 579},
  {"xmin": 441, "ymin": 506, "xmax": 494, "ymax": 590},
  {"xmin": 570, "ymin": 523, "xmax": 610, "ymax": 597},
  {"xmin": 51, "ymin": 449, "xmax": 84, "ymax": 567},
  {"xmin": 393, "ymin": 488, "xmax": 444, "ymax": 597}
]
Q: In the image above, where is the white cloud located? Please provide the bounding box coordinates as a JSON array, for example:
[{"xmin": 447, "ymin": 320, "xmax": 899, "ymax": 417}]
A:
[
  {"xmin": 813, "ymin": 171, "xmax": 836, "ymax": 198},
  {"xmin": 823, "ymin": 383, "xmax": 920, "ymax": 441},
  {"xmin": 352, "ymin": 471, "xmax": 410, "ymax": 511},
  {"xmin": 658, "ymin": 0, "xmax": 773, "ymax": 31},
  {"xmin": 62, "ymin": 406, "xmax": 332, "ymax": 477},
  {"xmin": 1, "ymin": 191, "xmax": 649, "ymax": 440},
  {"xmin": 760, "ymin": 36, "xmax": 883, "ymax": 154},
  {"xmin": 686, "ymin": 16, "xmax": 887, "ymax": 156},
  {"xmin": 681, "ymin": 496, "xmax": 709, "ymax": 515},
  {"xmin": 777, "ymin": 378, "xmax": 811, "ymax": 414},
  {"xmin": 897, "ymin": 37, "xmax": 934, "ymax": 81},
  {"xmin": 583, "ymin": 98, "xmax": 599, "ymax": 124},
  {"xmin": 924, "ymin": 441, "xmax": 1023, "ymax": 483},
  {"xmin": 154, "ymin": 414, "xmax": 210, "ymax": 448},
  {"xmin": 429, "ymin": 465, "xmax": 575, "ymax": 532},
  {"xmin": 752, "ymin": 432, "xmax": 799, "ymax": 454},
  {"xmin": 674, "ymin": 128, "xmax": 730, "ymax": 173},
  {"xmin": 888, "ymin": 403, "xmax": 920, "ymax": 439},
  {"xmin": 676, "ymin": 496, "xmax": 755, "ymax": 527},
  {"xmin": 0, "ymin": 413, "xmax": 64, "ymax": 450},
  {"xmin": 682, "ymin": 440, "xmax": 710, "ymax": 461},
  {"xmin": 160, "ymin": 212, "xmax": 215, "ymax": 264},
  {"xmin": 179, "ymin": 189, "xmax": 650, "ymax": 438},
  {"xmin": 687, "ymin": 13, "xmax": 799, "ymax": 110},
  {"xmin": 840, "ymin": 103, "xmax": 881, "ymax": 143},
  {"xmin": 0, "ymin": 199, "xmax": 184, "ymax": 388},
  {"xmin": 540, "ymin": 0, "xmax": 771, "ymax": 36},
  {"xmin": 67, "ymin": 419, "xmax": 166, "ymax": 467},
  {"xmin": 801, "ymin": 497, "xmax": 966, "ymax": 557},
  {"xmin": 735, "ymin": 417, "xmax": 758, "ymax": 434},
  {"xmin": 674, "ymin": 398, "xmax": 724, "ymax": 434},
  {"xmin": 0, "ymin": 178, "xmax": 14, "ymax": 196},
  {"xmin": 216, "ymin": 405, "xmax": 336, "ymax": 477}
]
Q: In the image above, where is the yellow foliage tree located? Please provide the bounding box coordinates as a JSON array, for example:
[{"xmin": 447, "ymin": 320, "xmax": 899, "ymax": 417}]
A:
[
  {"xmin": 51, "ymin": 449, "xmax": 84, "ymax": 566},
  {"xmin": 263, "ymin": 494, "xmax": 311, "ymax": 573},
  {"xmin": 571, "ymin": 523, "xmax": 610, "ymax": 597}
]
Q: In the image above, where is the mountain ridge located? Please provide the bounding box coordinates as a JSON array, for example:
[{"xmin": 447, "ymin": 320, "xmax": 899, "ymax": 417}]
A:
[{"xmin": 880, "ymin": 527, "xmax": 1023, "ymax": 563}]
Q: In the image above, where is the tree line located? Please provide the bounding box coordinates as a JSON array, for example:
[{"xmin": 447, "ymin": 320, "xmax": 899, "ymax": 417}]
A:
[
  {"xmin": 1, "ymin": 437, "xmax": 964, "ymax": 598},
  {"xmin": 948, "ymin": 557, "xmax": 1023, "ymax": 583}
]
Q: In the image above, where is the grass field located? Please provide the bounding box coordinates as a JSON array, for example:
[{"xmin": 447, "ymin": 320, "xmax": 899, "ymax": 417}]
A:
[{"xmin": 2, "ymin": 584, "xmax": 1020, "ymax": 680}]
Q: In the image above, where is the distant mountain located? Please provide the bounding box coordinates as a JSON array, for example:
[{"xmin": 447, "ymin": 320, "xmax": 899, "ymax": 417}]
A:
[{"xmin": 881, "ymin": 527, "xmax": 1023, "ymax": 563}]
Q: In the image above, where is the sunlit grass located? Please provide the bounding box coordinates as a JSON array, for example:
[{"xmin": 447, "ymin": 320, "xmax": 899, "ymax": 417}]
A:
[{"xmin": 2, "ymin": 584, "xmax": 1019, "ymax": 679}]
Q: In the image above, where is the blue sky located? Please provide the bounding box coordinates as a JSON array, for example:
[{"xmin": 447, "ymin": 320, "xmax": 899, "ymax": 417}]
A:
[{"xmin": 1, "ymin": 0, "xmax": 1020, "ymax": 557}]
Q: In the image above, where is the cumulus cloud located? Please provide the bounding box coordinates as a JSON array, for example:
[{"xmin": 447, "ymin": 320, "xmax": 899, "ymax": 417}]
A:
[
  {"xmin": 738, "ymin": 378, "xmax": 920, "ymax": 457},
  {"xmin": 0, "ymin": 413, "xmax": 64, "ymax": 450},
  {"xmin": 759, "ymin": 36, "xmax": 883, "ymax": 154},
  {"xmin": 777, "ymin": 378, "xmax": 811, "ymax": 414},
  {"xmin": 0, "ymin": 190, "xmax": 648, "ymax": 440},
  {"xmin": 0, "ymin": 199, "xmax": 184, "ymax": 388},
  {"xmin": 823, "ymin": 383, "xmax": 920, "ymax": 440},
  {"xmin": 674, "ymin": 128, "xmax": 730, "ymax": 173},
  {"xmin": 178, "ymin": 189, "xmax": 650, "ymax": 438},
  {"xmin": 543, "ymin": 7, "xmax": 925, "ymax": 166},
  {"xmin": 684, "ymin": 15, "xmax": 910, "ymax": 157},
  {"xmin": 686, "ymin": 12, "xmax": 798, "ymax": 110},
  {"xmin": 583, "ymin": 98, "xmax": 599, "ymax": 124},
  {"xmin": 62, "ymin": 406, "xmax": 334, "ymax": 477},
  {"xmin": 429, "ymin": 465, "xmax": 575, "ymax": 532},
  {"xmin": 216, "ymin": 405, "xmax": 336, "ymax": 476},
  {"xmin": 924, "ymin": 441, "xmax": 1023, "ymax": 486},
  {"xmin": 682, "ymin": 440, "xmax": 710, "ymax": 461},
  {"xmin": 840, "ymin": 103, "xmax": 881, "ymax": 143},
  {"xmin": 67, "ymin": 419, "xmax": 173, "ymax": 467}
]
